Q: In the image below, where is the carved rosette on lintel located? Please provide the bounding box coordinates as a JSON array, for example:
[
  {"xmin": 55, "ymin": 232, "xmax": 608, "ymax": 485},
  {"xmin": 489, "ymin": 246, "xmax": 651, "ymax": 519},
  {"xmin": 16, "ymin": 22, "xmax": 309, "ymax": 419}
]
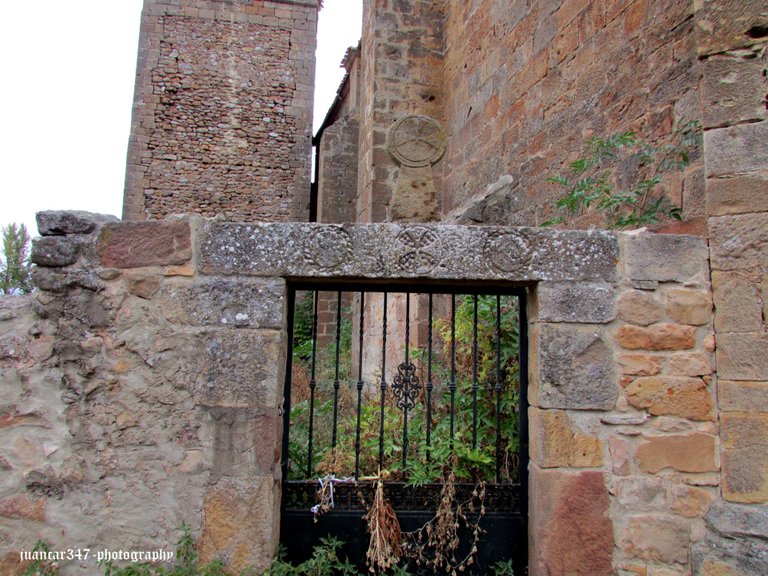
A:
[{"xmin": 386, "ymin": 114, "xmax": 446, "ymax": 222}]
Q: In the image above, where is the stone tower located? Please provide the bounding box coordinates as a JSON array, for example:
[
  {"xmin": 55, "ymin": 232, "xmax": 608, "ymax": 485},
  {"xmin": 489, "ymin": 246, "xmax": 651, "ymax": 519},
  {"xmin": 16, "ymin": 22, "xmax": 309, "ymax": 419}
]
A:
[{"xmin": 123, "ymin": 0, "xmax": 319, "ymax": 222}]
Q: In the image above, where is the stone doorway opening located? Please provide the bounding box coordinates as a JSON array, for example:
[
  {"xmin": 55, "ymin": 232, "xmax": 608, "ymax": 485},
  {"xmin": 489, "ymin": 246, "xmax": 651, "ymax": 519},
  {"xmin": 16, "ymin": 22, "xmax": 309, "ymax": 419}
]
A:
[{"xmin": 279, "ymin": 283, "xmax": 529, "ymax": 574}]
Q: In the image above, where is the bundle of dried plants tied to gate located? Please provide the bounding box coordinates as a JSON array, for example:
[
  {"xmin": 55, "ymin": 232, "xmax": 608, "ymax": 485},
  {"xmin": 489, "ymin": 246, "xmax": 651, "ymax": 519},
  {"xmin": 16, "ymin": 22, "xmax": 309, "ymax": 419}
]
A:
[
  {"xmin": 402, "ymin": 455, "xmax": 488, "ymax": 575},
  {"xmin": 364, "ymin": 476, "xmax": 402, "ymax": 573}
]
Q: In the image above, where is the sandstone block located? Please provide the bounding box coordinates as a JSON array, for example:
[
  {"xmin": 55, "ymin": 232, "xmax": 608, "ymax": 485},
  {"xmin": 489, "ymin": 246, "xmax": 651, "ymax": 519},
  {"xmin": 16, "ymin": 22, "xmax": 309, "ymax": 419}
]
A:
[
  {"xmin": 707, "ymin": 173, "xmax": 768, "ymax": 216},
  {"xmin": 705, "ymin": 118, "xmax": 768, "ymax": 177},
  {"xmin": 621, "ymin": 515, "xmax": 690, "ymax": 564},
  {"xmin": 670, "ymin": 485, "xmax": 715, "ymax": 518},
  {"xmin": 718, "ymin": 380, "xmax": 768, "ymax": 412},
  {"xmin": 530, "ymin": 409, "xmax": 603, "ymax": 468},
  {"xmin": 721, "ymin": 412, "xmax": 768, "ymax": 503},
  {"xmin": 667, "ymin": 352, "xmax": 712, "ymax": 377},
  {"xmin": 206, "ymin": 407, "xmax": 280, "ymax": 478},
  {"xmin": 627, "ymin": 376, "xmax": 713, "ymax": 420},
  {"xmin": 716, "ymin": 333, "xmax": 768, "ymax": 380},
  {"xmin": 200, "ymin": 478, "xmax": 278, "ymax": 574},
  {"xmin": 98, "ymin": 221, "xmax": 192, "ymax": 268},
  {"xmin": 531, "ymin": 468, "xmax": 614, "ymax": 576},
  {"xmin": 159, "ymin": 278, "xmax": 285, "ymax": 329},
  {"xmin": 618, "ymin": 353, "xmax": 662, "ymax": 376},
  {"xmin": 199, "ymin": 330, "xmax": 285, "ymax": 408},
  {"xmin": 701, "ymin": 55, "xmax": 767, "ymax": 129},
  {"xmin": 666, "ymin": 289, "xmax": 712, "ymax": 325},
  {"xmin": 711, "ymin": 271, "xmax": 763, "ymax": 333},
  {"xmin": 610, "ymin": 436, "xmax": 631, "ymax": 476},
  {"xmin": 622, "ymin": 232, "xmax": 708, "ymax": 285},
  {"xmin": 36, "ymin": 210, "xmax": 118, "ymax": 236},
  {"xmin": 0, "ymin": 494, "xmax": 46, "ymax": 522},
  {"xmin": 537, "ymin": 324, "xmax": 617, "ymax": 410},
  {"xmin": 126, "ymin": 274, "xmax": 162, "ymax": 300},
  {"xmin": 31, "ymin": 236, "xmax": 81, "ymax": 267},
  {"xmin": 694, "ymin": 0, "xmax": 767, "ymax": 56},
  {"xmin": 616, "ymin": 477, "xmax": 668, "ymax": 510},
  {"xmin": 636, "ymin": 433, "xmax": 717, "ymax": 473},
  {"xmin": 710, "ymin": 213, "xmax": 768, "ymax": 272},
  {"xmin": 537, "ymin": 282, "xmax": 616, "ymax": 323},
  {"xmin": 615, "ymin": 324, "xmax": 696, "ymax": 351},
  {"xmin": 617, "ymin": 290, "xmax": 663, "ymax": 326}
]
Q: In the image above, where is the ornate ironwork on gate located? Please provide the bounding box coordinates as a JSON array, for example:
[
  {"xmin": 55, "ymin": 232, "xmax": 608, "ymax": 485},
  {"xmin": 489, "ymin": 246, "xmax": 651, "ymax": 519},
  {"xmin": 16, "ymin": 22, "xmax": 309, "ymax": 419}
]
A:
[{"xmin": 280, "ymin": 283, "xmax": 528, "ymax": 574}]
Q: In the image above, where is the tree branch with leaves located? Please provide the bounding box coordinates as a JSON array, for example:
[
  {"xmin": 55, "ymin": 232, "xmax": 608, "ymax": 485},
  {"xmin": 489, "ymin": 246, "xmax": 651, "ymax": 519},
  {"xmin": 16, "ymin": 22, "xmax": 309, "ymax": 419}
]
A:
[{"xmin": 1, "ymin": 223, "xmax": 33, "ymax": 294}]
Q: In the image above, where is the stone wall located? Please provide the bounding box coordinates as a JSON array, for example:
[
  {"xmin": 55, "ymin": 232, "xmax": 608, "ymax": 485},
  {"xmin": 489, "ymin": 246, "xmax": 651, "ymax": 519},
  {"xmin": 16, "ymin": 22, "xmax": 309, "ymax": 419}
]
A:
[
  {"xmin": 355, "ymin": 0, "xmax": 445, "ymax": 223},
  {"xmin": 123, "ymin": 0, "xmax": 318, "ymax": 222},
  {"xmin": 5, "ymin": 211, "xmax": 764, "ymax": 575},
  {"xmin": 440, "ymin": 0, "xmax": 703, "ymax": 227},
  {"xmin": 694, "ymin": 2, "xmax": 768, "ymax": 573}
]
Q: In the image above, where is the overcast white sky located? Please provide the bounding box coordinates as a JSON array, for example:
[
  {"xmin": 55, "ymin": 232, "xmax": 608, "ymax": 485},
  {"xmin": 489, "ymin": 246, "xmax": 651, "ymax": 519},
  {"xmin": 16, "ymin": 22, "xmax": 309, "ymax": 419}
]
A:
[{"xmin": 0, "ymin": 0, "xmax": 362, "ymax": 236}]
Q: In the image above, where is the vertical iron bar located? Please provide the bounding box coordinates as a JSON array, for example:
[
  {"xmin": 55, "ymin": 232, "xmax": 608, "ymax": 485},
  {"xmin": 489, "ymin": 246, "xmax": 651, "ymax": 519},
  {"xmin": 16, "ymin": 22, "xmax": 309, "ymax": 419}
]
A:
[
  {"xmin": 306, "ymin": 291, "xmax": 319, "ymax": 478},
  {"xmin": 402, "ymin": 292, "xmax": 410, "ymax": 470},
  {"xmin": 519, "ymin": 292, "xmax": 530, "ymax": 524},
  {"xmin": 495, "ymin": 294, "xmax": 503, "ymax": 483},
  {"xmin": 331, "ymin": 291, "xmax": 342, "ymax": 451},
  {"xmin": 379, "ymin": 292, "xmax": 388, "ymax": 471},
  {"xmin": 472, "ymin": 294, "xmax": 479, "ymax": 450},
  {"xmin": 281, "ymin": 289, "xmax": 297, "ymax": 481},
  {"xmin": 354, "ymin": 292, "xmax": 365, "ymax": 480},
  {"xmin": 426, "ymin": 293, "xmax": 433, "ymax": 462},
  {"xmin": 449, "ymin": 293, "xmax": 456, "ymax": 451}
]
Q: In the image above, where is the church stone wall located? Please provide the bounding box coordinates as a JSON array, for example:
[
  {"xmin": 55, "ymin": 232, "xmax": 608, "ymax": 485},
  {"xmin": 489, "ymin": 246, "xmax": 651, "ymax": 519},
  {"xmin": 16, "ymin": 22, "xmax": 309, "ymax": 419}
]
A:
[
  {"xmin": 441, "ymin": 0, "xmax": 704, "ymax": 228},
  {"xmin": 123, "ymin": 0, "xmax": 318, "ymax": 223}
]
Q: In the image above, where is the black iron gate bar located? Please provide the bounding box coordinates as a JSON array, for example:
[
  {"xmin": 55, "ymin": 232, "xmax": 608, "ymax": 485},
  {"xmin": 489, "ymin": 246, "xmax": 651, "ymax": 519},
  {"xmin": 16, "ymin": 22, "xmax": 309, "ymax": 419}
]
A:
[{"xmin": 281, "ymin": 283, "xmax": 529, "ymax": 490}]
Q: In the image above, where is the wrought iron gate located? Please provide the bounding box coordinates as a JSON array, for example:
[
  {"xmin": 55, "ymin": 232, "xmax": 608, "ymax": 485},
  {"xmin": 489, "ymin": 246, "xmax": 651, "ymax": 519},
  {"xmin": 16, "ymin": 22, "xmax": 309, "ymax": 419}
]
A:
[{"xmin": 280, "ymin": 283, "xmax": 528, "ymax": 574}]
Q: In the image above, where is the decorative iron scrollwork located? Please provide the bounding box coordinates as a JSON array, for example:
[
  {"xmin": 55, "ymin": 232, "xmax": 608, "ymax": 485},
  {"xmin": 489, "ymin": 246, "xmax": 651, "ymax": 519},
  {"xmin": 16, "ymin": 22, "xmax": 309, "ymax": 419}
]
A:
[{"xmin": 392, "ymin": 361, "xmax": 421, "ymax": 411}]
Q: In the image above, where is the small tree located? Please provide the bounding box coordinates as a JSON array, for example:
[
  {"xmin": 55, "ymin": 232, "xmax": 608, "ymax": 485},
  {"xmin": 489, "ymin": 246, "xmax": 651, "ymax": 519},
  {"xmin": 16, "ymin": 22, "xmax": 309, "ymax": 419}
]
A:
[{"xmin": 1, "ymin": 223, "xmax": 33, "ymax": 294}]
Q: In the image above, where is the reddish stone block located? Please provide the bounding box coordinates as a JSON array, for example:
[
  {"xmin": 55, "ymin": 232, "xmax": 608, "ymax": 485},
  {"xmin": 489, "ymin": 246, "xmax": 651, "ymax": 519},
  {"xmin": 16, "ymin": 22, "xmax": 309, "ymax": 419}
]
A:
[
  {"xmin": 626, "ymin": 376, "xmax": 713, "ymax": 420},
  {"xmin": 636, "ymin": 433, "xmax": 717, "ymax": 473},
  {"xmin": 0, "ymin": 494, "xmax": 46, "ymax": 522},
  {"xmin": 618, "ymin": 353, "xmax": 662, "ymax": 376},
  {"xmin": 98, "ymin": 221, "xmax": 192, "ymax": 269},
  {"xmin": 615, "ymin": 324, "xmax": 696, "ymax": 351},
  {"xmin": 532, "ymin": 468, "xmax": 614, "ymax": 576}
]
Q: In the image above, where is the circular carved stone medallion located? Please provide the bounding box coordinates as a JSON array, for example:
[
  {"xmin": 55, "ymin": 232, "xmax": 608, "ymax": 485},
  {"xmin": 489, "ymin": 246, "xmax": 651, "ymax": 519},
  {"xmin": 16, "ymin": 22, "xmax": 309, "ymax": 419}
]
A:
[
  {"xmin": 304, "ymin": 227, "xmax": 353, "ymax": 272},
  {"xmin": 396, "ymin": 227, "xmax": 442, "ymax": 274},
  {"xmin": 483, "ymin": 230, "xmax": 533, "ymax": 275},
  {"xmin": 387, "ymin": 115, "xmax": 447, "ymax": 168}
]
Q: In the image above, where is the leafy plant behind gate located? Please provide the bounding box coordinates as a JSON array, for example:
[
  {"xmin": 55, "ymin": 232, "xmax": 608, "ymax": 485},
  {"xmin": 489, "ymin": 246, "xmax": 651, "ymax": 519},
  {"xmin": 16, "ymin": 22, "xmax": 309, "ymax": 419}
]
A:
[{"xmin": 288, "ymin": 294, "xmax": 521, "ymax": 485}]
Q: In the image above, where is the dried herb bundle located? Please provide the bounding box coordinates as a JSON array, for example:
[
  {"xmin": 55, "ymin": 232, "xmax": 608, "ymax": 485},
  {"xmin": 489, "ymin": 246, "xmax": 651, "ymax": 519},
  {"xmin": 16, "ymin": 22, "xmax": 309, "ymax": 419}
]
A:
[
  {"xmin": 402, "ymin": 457, "xmax": 487, "ymax": 575},
  {"xmin": 364, "ymin": 478, "xmax": 402, "ymax": 573}
]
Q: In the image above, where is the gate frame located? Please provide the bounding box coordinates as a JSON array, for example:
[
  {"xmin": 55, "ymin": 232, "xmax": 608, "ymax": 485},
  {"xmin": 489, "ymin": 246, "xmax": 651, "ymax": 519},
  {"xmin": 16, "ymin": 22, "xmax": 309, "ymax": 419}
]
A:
[
  {"xmin": 278, "ymin": 282, "xmax": 530, "ymax": 572},
  {"xmin": 197, "ymin": 220, "xmax": 623, "ymax": 574}
]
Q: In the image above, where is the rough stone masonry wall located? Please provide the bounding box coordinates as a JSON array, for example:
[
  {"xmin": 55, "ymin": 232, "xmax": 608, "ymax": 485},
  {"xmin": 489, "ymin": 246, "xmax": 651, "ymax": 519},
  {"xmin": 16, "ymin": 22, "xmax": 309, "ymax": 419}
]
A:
[
  {"xmin": 5, "ymin": 210, "xmax": 763, "ymax": 575},
  {"xmin": 440, "ymin": 0, "xmax": 704, "ymax": 228},
  {"xmin": 0, "ymin": 213, "xmax": 768, "ymax": 576},
  {"xmin": 123, "ymin": 0, "xmax": 318, "ymax": 223},
  {"xmin": 2, "ymin": 211, "xmax": 287, "ymax": 575}
]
